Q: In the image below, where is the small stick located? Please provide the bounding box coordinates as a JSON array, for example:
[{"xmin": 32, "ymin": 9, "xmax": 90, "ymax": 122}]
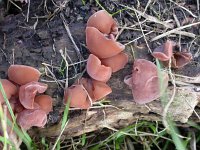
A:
[
  {"xmin": 60, "ymin": 13, "xmax": 83, "ymax": 61},
  {"xmin": 152, "ymin": 21, "xmax": 200, "ymax": 41}
]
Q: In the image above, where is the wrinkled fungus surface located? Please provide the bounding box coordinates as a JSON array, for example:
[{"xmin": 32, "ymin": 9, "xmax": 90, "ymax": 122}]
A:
[
  {"xmin": 87, "ymin": 54, "xmax": 112, "ymax": 82},
  {"xmin": 8, "ymin": 65, "xmax": 41, "ymax": 85},
  {"xmin": 87, "ymin": 10, "xmax": 118, "ymax": 35},
  {"xmin": 125, "ymin": 59, "xmax": 169, "ymax": 104},
  {"xmin": 86, "ymin": 27, "xmax": 124, "ymax": 58},
  {"xmin": 17, "ymin": 109, "xmax": 47, "ymax": 130},
  {"xmin": 19, "ymin": 82, "xmax": 48, "ymax": 109}
]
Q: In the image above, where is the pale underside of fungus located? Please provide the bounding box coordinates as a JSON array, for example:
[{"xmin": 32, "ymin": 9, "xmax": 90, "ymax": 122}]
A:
[
  {"xmin": 0, "ymin": 65, "xmax": 53, "ymax": 130},
  {"xmin": 124, "ymin": 59, "xmax": 169, "ymax": 104},
  {"xmin": 17, "ymin": 109, "xmax": 47, "ymax": 130},
  {"xmin": 19, "ymin": 81, "xmax": 48, "ymax": 109}
]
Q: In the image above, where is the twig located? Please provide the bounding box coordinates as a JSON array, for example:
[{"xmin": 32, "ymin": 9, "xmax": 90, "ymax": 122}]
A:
[
  {"xmin": 133, "ymin": 10, "xmax": 152, "ymax": 53},
  {"xmin": 162, "ymin": 59, "xmax": 176, "ymax": 129},
  {"xmin": 169, "ymin": 0, "xmax": 197, "ymax": 18},
  {"xmin": 119, "ymin": 4, "xmax": 173, "ymax": 29},
  {"xmin": 151, "ymin": 21, "xmax": 200, "ymax": 41},
  {"xmin": 59, "ymin": 49, "xmax": 69, "ymax": 89},
  {"xmin": 60, "ymin": 13, "xmax": 83, "ymax": 61},
  {"xmin": 124, "ymin": 31, "xmax": 154, "ymax": 46},
  {"xmin": 26, "ymin": 0, "xmax": 30, "ymax": 22}
]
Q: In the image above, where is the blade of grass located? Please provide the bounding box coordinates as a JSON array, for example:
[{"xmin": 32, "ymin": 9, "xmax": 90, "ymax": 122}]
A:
[
  {"xmin": 52, "ymin": 98, "xmax": 70, "ymax": 150},
  {"xmin": 156, "ymin": 60, "xmax": 187, "ymax": 150}
]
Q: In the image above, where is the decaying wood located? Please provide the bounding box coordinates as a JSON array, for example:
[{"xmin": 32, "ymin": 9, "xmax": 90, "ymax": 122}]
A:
[{"xmin": 30, "ymin": 73, "xmax": 200, "ymax": 138}]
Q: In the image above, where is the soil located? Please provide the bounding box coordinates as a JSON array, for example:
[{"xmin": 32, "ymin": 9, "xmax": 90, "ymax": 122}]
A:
[{"xmin": 0, "ymin": 0, "xmax": 200, "ymax": 143}]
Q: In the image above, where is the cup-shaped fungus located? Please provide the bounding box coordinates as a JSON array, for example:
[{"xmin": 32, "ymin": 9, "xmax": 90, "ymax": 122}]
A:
[
  {"xmin": 8, "ymin": 65, "xmax": 41, "ymax": 85},
  {"xmin": 0, "ymin": 79, "xmax": 17, "ymax": 103},
  {"xmin": 35, "ymin": 95, "xmax": 53, "ymax": 114},
  {"xmin": 78, "ymin": 78, "xmax": 112, "ymax": 101},
  {"xmin": 125, "ymin": 59, "xmax": 169, "ymax": 104},
  {"xmin": 101, "ymin": 52, "xmax": 129, "ymax": 72},
  {"xmin": 171, "ymin": 52, "xmax": 193, "ymax": 68},
  {"xmin": 152, "ymin": 40, "xmax": 174, "ymax": 61},
  {"xmin": 87, "ymin": 10, "xmax": 118, "ymax": 35},
  {"xmin": 64, "ymin": 85, "xmax": 91, "ymax": 109},
  {"xmin": 17, "ymin": 109, "xmax": 47, "ymax": 130},
  {"xmin": 86, "ymin": 27, "xmax": 125, "ymax": 58},
  {"xmin": 19, "ymin": 81, "xmax": 48, "ymax": 109},
  {"xmin": 92, "ymin": 80, "xmax": 112, "ymax": 101},
  {"xmin": 87, "ymin": 54, "xmax": 112, "ymax": 82}
]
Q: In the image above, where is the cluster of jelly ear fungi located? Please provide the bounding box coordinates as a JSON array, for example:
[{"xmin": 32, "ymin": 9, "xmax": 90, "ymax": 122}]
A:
[
  {"xmin": 0, "ymin": 65, "xmax": 53, "ymax": 131},
  {"xmin": 63, "ymin": 10, "xmax": 128, "ymax": 109}
]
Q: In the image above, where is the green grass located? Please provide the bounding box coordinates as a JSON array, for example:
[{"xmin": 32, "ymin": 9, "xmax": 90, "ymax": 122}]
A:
[{"xmin": 156, "ymin": 59, "xmax": 187, "ymax": 150}]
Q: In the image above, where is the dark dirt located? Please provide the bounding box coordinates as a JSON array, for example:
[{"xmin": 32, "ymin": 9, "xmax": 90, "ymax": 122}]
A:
[{"xmin": 0, "ymin": 0, "xmax": 200, "ymax": 136}]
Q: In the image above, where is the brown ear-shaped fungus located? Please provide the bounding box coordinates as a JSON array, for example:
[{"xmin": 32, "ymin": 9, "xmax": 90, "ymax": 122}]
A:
[
  {"xmin": 152, "ymin": 40, "xmax": 174, "ymax": 61},
  {"xmin": 64, "ymin": 85, "xmax": 91, "ymax": 109},
  {"xmin": 19, "ymin": 82, "xmax": 48, "ymax": 109},
  {"xmin": 87, "ymin": 54, "xmax": 112, "ymax": 82},
  {"xmin": 17, "ymin": 109, "xmax": 47, "ymax": 130},
  {"xmin": 87, "ymin": 10, "xmax": 118, "ymax": 35},
  {"xmin": 0, "ymin": 79, "xmax": 17, "ymax": 103},
  {"xmin": 171, "ymin": 52, "xmax": 192, "ymax": 68},
  {"xmin": 101, "ymin": 52, "xmax": 128, "ymax": 72},
  {"xmin": 125, "ymin": 59, "xmax": 169, "ymax": 104},
  {"xmin": 8, "ymin": 65, "xmax": 41, "ymax": 85},
  {"xmin": 78, "ymin": 78, "xmax": 112, "ymax": 101},
  {"xmin": 86, "ymin": 27, "xmax": 125, "ymax": 58},
  {"xmin": 92, "ymin": 80, "xmax": 112, "ymax": 101},
  {"xmin": 35, "ymin": 95, "xmax": 53, "ymax": 114}
]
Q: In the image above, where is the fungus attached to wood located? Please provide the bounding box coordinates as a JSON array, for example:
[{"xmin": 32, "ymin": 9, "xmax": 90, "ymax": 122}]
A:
[
  {"xmin": 78, "ymin": 78, "xmax": 112, "ymax": 101},
  {"xmin": 92, "ymin": 80, "xmax": 112, "ymax": 101},
  {"xmin": 35, "ymin": 95, "xmax": 53, "ymax": 114},
  {"xmin": 0, "ymin": 79, "xmax": 17, "ymax": 103},
  {"xmin": 152, "ymin": 40, "xmax": 193, "ymax": 68},
  {"xmin": 17, "ymin": 109, "xmax": 47, "ymax": 130},
  {"xmin": 101, "ymin": 52, "xmax": 129, "ymax": 72},
  {"xmin": 64, "ymin": 85, "xmax": 91, "ymax": 109},
  {"xmin": 86, "ymin": 27, "xmax": 125, "ymax": 58},
  {"xmin": 8, "ymin": 65, "xmax": 41, "ymax": 85},
  {"xmin": 171, "ymin": 52, "xmax": 193, "ymax": 68},
  {"xmin": 87, "ymin": 10, "xmax": 118, "ymax": 35},
  {"xmin": 152, "ymin": 40, "xmax": 174, "ymax": 61},
  {"xmin": 124, "ymin": 59, "xmax": 169, "ymax": 104},
  {"xmin": 19, "ymin": 82, "xmax": 48, "ymax": 109},
  {"xmin": 87, "ymin": 54, "xmax": 112, "ymax": 82}
]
